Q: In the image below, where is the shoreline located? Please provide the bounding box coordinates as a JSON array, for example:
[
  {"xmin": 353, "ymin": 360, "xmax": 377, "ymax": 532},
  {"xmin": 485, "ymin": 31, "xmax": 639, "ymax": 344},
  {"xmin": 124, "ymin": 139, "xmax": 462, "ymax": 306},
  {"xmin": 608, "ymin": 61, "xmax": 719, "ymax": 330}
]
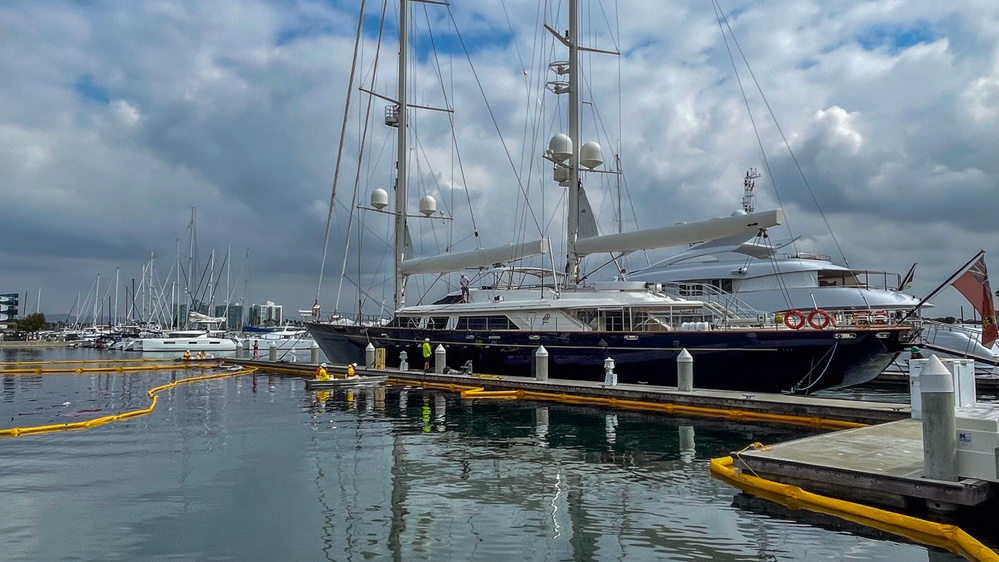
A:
[{"xmin": 0, "ymin": 341, "xmax": 77, "ymax": 349}]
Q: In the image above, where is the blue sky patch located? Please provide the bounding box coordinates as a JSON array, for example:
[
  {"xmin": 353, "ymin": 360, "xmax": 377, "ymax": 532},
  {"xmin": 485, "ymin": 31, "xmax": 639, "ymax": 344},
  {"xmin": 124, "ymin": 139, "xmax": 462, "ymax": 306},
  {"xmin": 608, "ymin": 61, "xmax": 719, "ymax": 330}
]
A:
[
  {"xmin": 74, "ymin": 75, "xmax": 110, "ymax": 104},
  {"xmin": 857, "ymin": 21, "xmax": 936, "ymax": 54}
]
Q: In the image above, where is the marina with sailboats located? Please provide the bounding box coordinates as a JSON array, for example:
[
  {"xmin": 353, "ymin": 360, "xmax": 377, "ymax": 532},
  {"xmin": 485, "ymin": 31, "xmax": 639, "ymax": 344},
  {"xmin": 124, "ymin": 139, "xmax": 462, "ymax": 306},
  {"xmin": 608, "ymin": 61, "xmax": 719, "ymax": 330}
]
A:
[{"xmin": 4, "ymin": 0, "xmax": 999, "ymax": 560}]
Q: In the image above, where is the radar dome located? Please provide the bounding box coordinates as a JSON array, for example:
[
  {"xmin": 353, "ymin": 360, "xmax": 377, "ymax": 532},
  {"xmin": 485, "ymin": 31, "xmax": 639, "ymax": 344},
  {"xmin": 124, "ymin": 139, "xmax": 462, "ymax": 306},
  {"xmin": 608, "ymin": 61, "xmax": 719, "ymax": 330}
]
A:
[
  {"xmin": 371, "ymin": 188, "xmax": 389, "ymax": 210},
  {"xmin": 580, "ymin": 142, "xmax": 603, "ymax": 170},
  {"xmin": 548, "ymin": 134, "xmax": 572, "ymax": 162},
  {"xmin": 419, "ymin": 195, "xmax": 437, "ymax": 217}
]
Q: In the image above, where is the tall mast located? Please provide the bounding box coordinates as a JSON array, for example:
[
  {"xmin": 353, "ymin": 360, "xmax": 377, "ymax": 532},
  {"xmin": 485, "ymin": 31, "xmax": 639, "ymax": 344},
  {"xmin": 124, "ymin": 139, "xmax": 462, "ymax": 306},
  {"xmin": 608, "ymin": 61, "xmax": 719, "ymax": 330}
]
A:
[
  {"xmin": 566, "ymin": 0, "xmax": 581, "ymax": 286},
  {"xmin": 394, "ymin": 0, "xmax": 409, "ymax": 310}
]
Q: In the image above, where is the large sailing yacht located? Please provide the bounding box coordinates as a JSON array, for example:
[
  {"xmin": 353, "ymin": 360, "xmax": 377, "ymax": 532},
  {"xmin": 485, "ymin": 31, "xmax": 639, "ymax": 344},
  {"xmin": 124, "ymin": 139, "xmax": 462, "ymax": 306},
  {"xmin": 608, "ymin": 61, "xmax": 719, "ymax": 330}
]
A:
[{"xmin": 304, "ymin": 0, "xmax": 918, "ymax": 394}]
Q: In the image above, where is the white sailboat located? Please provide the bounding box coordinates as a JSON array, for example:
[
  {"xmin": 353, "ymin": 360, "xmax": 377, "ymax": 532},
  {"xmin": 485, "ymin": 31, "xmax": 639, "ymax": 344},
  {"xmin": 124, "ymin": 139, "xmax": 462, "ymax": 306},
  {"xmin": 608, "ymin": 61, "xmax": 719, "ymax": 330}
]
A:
[{"xmin": 305, "ymin": 0, "xmax": 919, "ymax": 393}]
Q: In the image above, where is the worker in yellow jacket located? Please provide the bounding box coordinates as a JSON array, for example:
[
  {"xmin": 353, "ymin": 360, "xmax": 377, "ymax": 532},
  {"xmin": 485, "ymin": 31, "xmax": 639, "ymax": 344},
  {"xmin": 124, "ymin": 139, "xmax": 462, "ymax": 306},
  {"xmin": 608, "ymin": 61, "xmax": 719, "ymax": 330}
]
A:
[{"xmin": 315, "ymin": 362, "xmax": 330, "ymax": 381}]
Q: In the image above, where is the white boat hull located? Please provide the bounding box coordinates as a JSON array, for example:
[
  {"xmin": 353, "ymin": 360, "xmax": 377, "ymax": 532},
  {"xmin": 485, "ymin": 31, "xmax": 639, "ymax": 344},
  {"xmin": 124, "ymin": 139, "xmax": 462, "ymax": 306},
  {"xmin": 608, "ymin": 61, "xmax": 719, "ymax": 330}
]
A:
[{"xmin": 137, "ymin": 336, "xmax": 239, "ymax": 352}]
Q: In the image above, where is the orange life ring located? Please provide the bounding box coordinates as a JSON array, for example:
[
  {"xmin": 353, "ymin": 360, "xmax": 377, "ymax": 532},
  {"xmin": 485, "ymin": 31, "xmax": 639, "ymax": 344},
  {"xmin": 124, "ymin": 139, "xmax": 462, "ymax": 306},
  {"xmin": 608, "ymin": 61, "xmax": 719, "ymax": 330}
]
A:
[
  {"xmin": 784, "ymin": 309, "xmax": 805, "ymax": 330},
  {"xmin": 807, "ymin": 308, "xmax": 833, "ymax": 329}
]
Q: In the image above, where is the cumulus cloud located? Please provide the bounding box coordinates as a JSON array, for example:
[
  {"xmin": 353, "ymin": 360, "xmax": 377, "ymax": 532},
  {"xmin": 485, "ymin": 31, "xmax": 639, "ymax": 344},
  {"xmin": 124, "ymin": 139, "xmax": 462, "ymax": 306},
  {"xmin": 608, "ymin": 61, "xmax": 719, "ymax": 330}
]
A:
[{"xmin": 1, "ymin": 0, "xmax": 997, "ymax": 319}]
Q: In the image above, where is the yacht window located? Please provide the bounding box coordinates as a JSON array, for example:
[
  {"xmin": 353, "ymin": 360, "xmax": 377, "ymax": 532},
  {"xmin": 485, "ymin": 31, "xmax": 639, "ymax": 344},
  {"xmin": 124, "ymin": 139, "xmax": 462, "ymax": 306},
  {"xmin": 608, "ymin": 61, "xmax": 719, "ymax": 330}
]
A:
[
  {"xmin": 601, "ymin": 309, "xmax": 626, "ymax": 332},
  {"xmin": 455, "ymin": 316, "xmax": 515, "ymax": 330},
  {"xmin": 575, "ymin": 309, "xmax": 598, "ymax": 328},
  {"xmin": 427, "ymin": 317, "xmax": 450, "ymax": 329}
]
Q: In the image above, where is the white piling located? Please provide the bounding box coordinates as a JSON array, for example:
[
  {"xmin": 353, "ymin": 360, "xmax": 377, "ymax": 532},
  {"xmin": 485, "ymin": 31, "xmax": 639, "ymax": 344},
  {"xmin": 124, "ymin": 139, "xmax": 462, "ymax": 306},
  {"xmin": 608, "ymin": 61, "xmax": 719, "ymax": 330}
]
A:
[
  {"xmin": 603, "ymin": 357, "xmax": 617, "ymax": 386},
  {"xmin": 399, "ymin": 350, "xmax": 409, "ymax": 371},
  {"xmin": 434, "ymin": 344, "xmax": 446, "ymax": 374},
  {"xmin": 365, "ymin": 343, "xmax": 376, "ymax": 369},
  {"xmin": 268, "ymin": 341, "xmax": 277, "ymax": 361},
  {"xmin": 310, "ymin": 342, "xmax": 319, "ymax": 364},
  {"xmin": 921, "ymin": 355, "xmax": 958, "ymax": 483},
  {"xmin": 535, "ymin": 346, "xmax": 549, "ymax": 381},
  {"xmin": 236, "ymin": 340, "xmax": 244, "ymax": 358},
  {"xmin": 677, "ymin": 348, "xmax": 693, "ymax": 391}
]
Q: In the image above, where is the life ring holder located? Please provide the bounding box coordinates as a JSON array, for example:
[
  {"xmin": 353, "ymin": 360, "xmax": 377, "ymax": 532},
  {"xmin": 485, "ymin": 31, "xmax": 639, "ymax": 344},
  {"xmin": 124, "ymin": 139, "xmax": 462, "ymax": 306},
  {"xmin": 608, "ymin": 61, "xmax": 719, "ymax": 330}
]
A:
[
  {"xmin": 784, "ymin": 309, "xmax": 806, "ymax": 330},
  {"xmin": 807, "ymin": 309, "xmax": 833, "ymax": 330}
]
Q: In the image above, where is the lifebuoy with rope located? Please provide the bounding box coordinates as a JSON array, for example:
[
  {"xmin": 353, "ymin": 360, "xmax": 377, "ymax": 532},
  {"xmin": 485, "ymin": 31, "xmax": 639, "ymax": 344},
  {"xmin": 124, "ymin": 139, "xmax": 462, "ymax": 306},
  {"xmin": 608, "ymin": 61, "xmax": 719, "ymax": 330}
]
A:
[
  {"xmin": 807, "ymin": 308, "xmax": 833, "ymax": 330},
  {"xmin": 784, "ymin": 309, "xmax": 806, "ymax": 330}
]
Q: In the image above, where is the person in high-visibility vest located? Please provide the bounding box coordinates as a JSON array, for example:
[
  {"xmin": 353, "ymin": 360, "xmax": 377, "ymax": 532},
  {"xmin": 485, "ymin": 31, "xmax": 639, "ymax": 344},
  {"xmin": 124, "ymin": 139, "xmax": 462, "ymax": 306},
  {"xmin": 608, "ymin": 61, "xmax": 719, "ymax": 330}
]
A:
[
  {"xmin": 315, "ymin": 362, "xmax": 330, "ymax": 381},
  {"xmin": 346, "ymin": 363, "xmax": 357, "ymax": 378},
  {"xmin": 182, "ymin": 350, "xmax": 192, "ymax": 361},
  {"xmin": 422, "ymin": 338, "xmax": 432, "ymax": 372}
]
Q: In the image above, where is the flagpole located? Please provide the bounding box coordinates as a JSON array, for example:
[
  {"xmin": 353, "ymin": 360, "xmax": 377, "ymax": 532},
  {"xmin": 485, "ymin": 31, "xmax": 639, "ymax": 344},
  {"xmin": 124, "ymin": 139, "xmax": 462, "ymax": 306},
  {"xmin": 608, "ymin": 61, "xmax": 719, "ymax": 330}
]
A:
[{"xmin": 898, "ymin": 249, "xmax": 985, "ymax": 324}]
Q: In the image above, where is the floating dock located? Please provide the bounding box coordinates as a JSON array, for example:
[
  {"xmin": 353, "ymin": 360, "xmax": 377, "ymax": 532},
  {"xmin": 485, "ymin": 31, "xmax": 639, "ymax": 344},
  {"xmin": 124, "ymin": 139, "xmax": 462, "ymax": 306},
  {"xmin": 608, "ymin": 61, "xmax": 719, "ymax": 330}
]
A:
[
  {"xmin": 731, "ymin": 420, "xmax": 998, "ymax": 511},
  {"xmin": 226, "ymin": 358, "xmax": 909, "ymax": 426}
]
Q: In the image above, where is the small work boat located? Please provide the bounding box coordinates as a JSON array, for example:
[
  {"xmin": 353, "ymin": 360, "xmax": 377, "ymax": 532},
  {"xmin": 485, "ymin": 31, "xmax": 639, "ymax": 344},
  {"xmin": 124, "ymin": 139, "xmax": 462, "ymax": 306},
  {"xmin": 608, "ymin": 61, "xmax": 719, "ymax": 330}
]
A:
[{"xmin": 305, "ymin": 376, "xmax": 388, "ymax": 391}]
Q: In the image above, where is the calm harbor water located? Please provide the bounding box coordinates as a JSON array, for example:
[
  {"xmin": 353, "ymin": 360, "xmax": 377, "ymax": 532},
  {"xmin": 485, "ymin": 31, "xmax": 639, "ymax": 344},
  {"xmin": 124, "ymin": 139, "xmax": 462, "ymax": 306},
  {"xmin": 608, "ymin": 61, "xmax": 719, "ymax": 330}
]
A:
[{"xmin": 0, "ymin": 348, "xmax": 990, "ymax": 561}]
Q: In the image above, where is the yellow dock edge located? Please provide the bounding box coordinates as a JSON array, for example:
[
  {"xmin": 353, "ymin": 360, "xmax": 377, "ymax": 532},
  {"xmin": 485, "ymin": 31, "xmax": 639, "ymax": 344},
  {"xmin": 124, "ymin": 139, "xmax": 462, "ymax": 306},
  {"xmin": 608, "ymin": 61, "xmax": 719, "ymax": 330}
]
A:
[
  {"xmin": 384, "ymin": 377, "xmax": 865, "ymax": 431},
  {"xmin": 710, "ymin": 455, "xmax": 999, "ymax": 562}
]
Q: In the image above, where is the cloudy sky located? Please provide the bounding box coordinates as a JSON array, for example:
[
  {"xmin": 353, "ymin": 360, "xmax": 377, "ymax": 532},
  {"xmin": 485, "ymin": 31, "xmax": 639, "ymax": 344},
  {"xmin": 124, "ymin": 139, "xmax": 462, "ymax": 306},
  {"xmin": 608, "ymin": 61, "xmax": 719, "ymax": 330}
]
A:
[{"xmin": 1, "ymin": 0, "xmax": 997, "ymax": 324}]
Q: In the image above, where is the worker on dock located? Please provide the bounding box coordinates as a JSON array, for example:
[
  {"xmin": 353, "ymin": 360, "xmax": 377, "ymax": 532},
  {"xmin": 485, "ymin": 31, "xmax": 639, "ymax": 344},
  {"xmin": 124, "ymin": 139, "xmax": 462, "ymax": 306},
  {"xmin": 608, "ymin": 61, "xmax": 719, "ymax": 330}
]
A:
[
  {"xmin": 422, "ymin": 338, "xmax": 432, "ymax": 372},
  {"xmin": 346, "ymin": 362, "xmax": 357, "ymax": 379},
  {"xmin": 182, "ymin": 350, "xmax": 192, "ymax": 361},
  {"xmin": 315, "ymin": 362, "xmax": 330, "ymax": 381},
  {"xmin": 910, "ymin": 346, "xmax": 924, "ymax": 359},
  {"xmin": 252, "ymin": 340, "xmax": 260, "ymax": 358}
]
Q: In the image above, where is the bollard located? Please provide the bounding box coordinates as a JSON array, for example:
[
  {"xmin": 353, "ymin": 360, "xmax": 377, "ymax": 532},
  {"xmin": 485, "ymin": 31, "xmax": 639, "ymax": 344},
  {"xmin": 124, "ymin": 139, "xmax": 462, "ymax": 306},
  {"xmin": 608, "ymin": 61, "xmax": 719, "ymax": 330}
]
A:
[
  {"xmin": 365, "ymin": 343, "xmax": 376, "ymax": 369},
  {"xmin": 603, "ymin": 357, "xmax": 617, "ymax": 386},
  {"xmin": 399, "ymin": 350, "xmax": 409, "ymax": 371},
  {"xmin": 921, "ymin": 355, "xmax": 958, "ymax": 484},
  {"xmin": 677, "ymin": 348, "xmax": 693, "ymax": 391},
  {"xmin": 535, "ymin": 346, "xmax": 549, "ymax": 381},
  {"xmin": 434, "ymin": 344, "xmax": 446, "ymax": 374},
  {"xmin": 310, "ymin": 342, "xmax": 319, "ymax": 364},
  {"xmin": 268, "ymin": 341, "xmax": 277, "ymax": 361}
]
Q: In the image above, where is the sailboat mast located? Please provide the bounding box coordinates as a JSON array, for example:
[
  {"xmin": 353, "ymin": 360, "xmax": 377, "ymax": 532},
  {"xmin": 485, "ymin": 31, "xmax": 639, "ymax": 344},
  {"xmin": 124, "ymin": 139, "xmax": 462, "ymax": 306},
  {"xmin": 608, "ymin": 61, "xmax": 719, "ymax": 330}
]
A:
[
  {"xmin": 566, "ymin": 0, "xmax": 581, "ymax": 286},
  {"xmin": 394, "ymin": 0, "xmax": 409, "ymax": 310}
]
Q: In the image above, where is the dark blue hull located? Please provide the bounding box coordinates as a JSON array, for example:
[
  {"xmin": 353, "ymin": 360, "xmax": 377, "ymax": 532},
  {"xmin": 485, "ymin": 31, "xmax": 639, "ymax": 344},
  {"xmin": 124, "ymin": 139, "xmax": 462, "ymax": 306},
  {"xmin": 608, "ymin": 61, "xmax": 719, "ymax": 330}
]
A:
[{"xmin": 304, "ymin": 323, "xmax": 912, "ymax": 394}]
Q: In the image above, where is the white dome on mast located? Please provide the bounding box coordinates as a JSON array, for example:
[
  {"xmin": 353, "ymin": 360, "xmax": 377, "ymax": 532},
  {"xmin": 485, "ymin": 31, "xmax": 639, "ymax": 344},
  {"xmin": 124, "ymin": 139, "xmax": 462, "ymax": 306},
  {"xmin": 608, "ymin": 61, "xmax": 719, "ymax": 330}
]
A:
[
  {"xmin": 548, "ymin": 134, "xmax": 572, "ymax": 162},
  {"xmin": 371, "ymin": 188, "xmax": 389, "ymax": 210},
  {"xmin": 580, "ymin": 141, "xmax": 603, "ymax": 170},
  {"xmin": 419, "ymin": 195, "xmax": 437, "ymax": 217}
]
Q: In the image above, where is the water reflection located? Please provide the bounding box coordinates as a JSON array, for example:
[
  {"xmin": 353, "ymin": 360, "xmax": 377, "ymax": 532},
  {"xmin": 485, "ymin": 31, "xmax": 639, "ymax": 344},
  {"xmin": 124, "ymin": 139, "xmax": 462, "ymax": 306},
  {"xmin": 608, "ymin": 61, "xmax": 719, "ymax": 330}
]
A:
[{"xmin": 1, "ymin": 356, "xmax": 992, "ymax": 561}]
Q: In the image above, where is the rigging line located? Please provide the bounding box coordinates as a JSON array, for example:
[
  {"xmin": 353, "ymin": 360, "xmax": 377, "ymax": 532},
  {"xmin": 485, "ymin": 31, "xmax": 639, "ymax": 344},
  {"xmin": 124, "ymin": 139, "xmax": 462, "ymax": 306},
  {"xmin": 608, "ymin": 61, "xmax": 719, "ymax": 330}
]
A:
[
  {"xmin": 715, "ymin": 1, "xmax": 850, "ymax": 268},
  {"xmin": 617, "ymin": 158, "xmax": 651, "ymax": 267},
  {"xmin": 318, "ymin": 0, "xmax": 369, "ymax": 309},
  {"xmin": 335, "ymin": 0, "xmax": 388, "ymax": 314},
  {"xmin": 710, "ymin": 0, "xmax": 788, "ymax": 241},
  {"xmin": 446, "ymin": 6, "xmax": 544, "ymax": 237}
]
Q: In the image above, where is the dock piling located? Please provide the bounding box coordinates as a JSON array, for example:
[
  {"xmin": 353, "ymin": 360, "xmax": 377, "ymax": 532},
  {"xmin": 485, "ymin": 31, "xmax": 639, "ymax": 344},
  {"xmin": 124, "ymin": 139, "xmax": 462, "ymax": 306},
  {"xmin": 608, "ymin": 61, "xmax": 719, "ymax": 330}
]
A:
[
  {"xmin": 434, "ymin": 344, "xmax": 446, "ymax": 374},
  {"xmin": 677, "ymin": 348, "xmax": 693, "ymax": 391},
  {"xmin": 365, "ymin": 343, "xmax": 375, "ymax": 369},
  {"xmin": 399, "ymin": 350, "xmax": 409, "ymax": 371},
  {"xmin": 535, "ymin": 346, "xmax": 549, "ymax": 381},
  {"xmin": 310, "ymin": 342, "xmax": 319, "ymax": 364},
  {"xmin": 269, "ymin": 342, "xmax": 277, "ymax": 361},
  {"xmin": 921, "ymin": 355, "xmax": 959, "ymax": 487}
]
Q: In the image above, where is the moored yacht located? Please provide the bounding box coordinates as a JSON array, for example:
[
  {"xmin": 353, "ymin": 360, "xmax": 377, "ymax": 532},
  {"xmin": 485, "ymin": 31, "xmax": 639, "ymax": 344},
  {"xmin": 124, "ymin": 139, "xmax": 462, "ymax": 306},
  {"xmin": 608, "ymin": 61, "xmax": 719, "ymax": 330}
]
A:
[{"xmin": 304, "ymin": 0, "xmax": 918, "ymax": 394}]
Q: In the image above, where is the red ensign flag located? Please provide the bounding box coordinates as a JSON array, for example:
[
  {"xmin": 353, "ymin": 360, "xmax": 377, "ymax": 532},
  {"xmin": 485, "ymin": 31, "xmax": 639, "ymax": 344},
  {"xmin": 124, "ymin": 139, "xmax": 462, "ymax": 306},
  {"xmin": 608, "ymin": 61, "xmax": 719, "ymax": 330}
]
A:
[{"xmin": 952, "ymin": 253, "xmax": 998, "ymax": 348}]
